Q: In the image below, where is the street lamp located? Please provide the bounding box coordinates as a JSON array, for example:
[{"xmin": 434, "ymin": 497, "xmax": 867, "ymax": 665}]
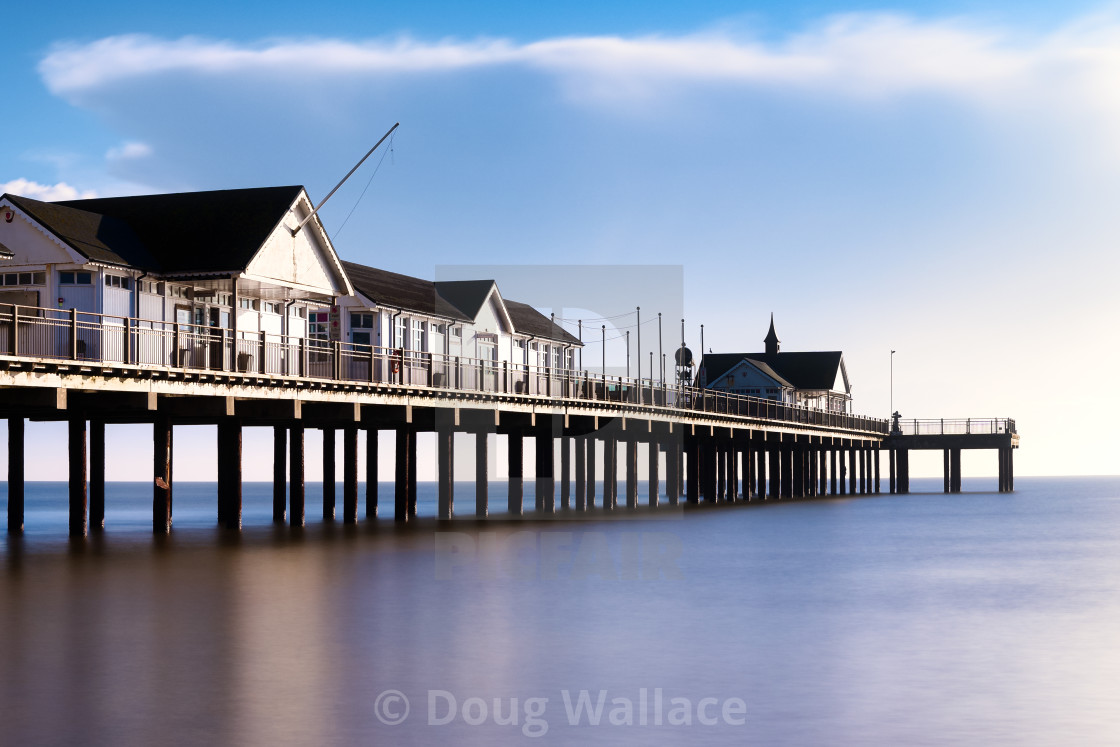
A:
[{"xmin": 890, "ymin": 349, "xmax": 896, "ymax": 419}]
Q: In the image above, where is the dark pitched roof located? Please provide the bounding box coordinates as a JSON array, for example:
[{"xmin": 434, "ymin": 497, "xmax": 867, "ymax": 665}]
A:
[
  {"xmin": 342, "ymin": 261, "xmax": 472, "ymax": 321},
  {"xmin": 50, "ymin": 186, "xmax": 304, "ymax": 273},
  {"xmin": 504, "ymin": 300, "xmax": 582, "ymax": 345},
  {"xmin": 702, "ymin": 351, "xmax": 845, "ymax": 391},
  {"xmin": 4, "ymin": 194, "xmax": 158, "ymax": 268},
  {"xmin": 433, "ymin": 280, "xmax": 497, "ymax": 319}
]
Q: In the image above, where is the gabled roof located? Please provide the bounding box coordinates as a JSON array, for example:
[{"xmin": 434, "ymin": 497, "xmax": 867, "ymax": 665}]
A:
[
  {"xmin": 52, "ymin": 186, "xmax": 304, "ymax": 273},
  {"xmin": 505, "ymin": 300, "xmax": 582, "ymax": 345},
  {"xmin": 342, "ymin": 261, "xmax": 472, "ymax": 321},
  {"xmin": 434, "ymin": 280, "xmax": 497, "ymax": 320},
  {"xmin": 709, "ymin": 357, "xmax": 793, "ymax": 389},
  {"xmin": 3, "ymin": 194, "xmax": 159, "ymax": 268},
  {"xmin": 702, "ymin": 351, "xmax": 845, "ymax": 391}
]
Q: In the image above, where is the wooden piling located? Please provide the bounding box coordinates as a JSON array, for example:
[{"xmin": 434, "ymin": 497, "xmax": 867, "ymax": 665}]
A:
[
  {"xmin": 476, "ymin": 432, "xmax": 489, "ymax": 516},
  {"xmin": 437, "ymin": 428, "xmax": 454, "ymax": 520},
  {"xmin": 290, "ymin": 423, "xmax": 305, "ymax": 527},
  {"xmin": 575, "ymin": 435, "xmax": 586, "ymax": 511},
  {"xmin": 153, "ymin": 414, "xmax": 172, "ymax": 533},
  {"xmin": 89, "ymin": 419, "xmax": 105, "ymax": 531},
  {"xmin": 273, "ymin": 425, "xmax": 286, "ymax": 523},
  {"xmin": 344, "ymin": 425, "xmax": 358, "ymax": 524},
  {"xmin": 68, "ymin": 416, "xmax": 87, "ymax": 537},
  {"xmin": 366, "ymin": 428, "xmax": 378, "ymax": 518},
  {"xmin": 561, "ymin": 435, "xmax": 571, "ymax": 510},
  {"xmin": 536, "ymin": 432, "xmax": 554, "ymax": 513},
  {"xmin": 507, "ymin": 432, "xmax": 523, "ymax": 515},
  {"xmin": 7, "ymin": 417, "xmax": 23, "ymax": 533},
  {"xmin": 322, "ymin": 428, "xmax": 335, "ymax": 521},
  {"xmin": 649, "ymin": 438, "xmax": 660, "ymax": 507},
  {"xmin": 626, "ymin": 437, "xmax": 638, "ymax": 509},
  {"xmin": 217, "ymin": 418, "xmax": 242, "ymax": 530}
]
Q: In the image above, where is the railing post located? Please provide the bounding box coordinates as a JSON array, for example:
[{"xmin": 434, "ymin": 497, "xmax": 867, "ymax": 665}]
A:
[
  {"xmin": 427, "ymin": 353, "xmax": 434, "ymax": 387},
  {"xmin": 123, "ymin": 317, "xmax": 131, "ymax": 364},
  {"xmin": 70, "ymin": 308, "xmax": 78, "ymax": 360},
  {"xmin": 369, "ymin": 346, "xmax": 376, "ymax": 383},
  {"xmin": 9, "ymin": 304, "xmax": 18, "ymax": 357},
  {"xmin": 259, "ymin": 331, "xmax": 266, "ymax": 374},
  {"xmin": 173, "ymin": 323, "xmax": 181, "ymax": 368},
  {"xmin": 299, "ymin": 337, "xmax": 307, "ymax": 377}
]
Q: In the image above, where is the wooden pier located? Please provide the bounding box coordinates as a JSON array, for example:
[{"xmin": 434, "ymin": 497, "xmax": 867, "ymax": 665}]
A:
[
  {"xmin": 0, "ymin": 306, "xmax": 1016, "ymax": 536},
  {"xmin": 885, "ymin": 417, "xmax": 1019, "ymax": 494}
]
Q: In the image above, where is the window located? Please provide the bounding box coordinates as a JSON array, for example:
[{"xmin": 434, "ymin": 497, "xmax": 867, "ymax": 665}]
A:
[
  {"xmin": 351, "ymin": 313, "xmax": 374, "ymax": 347},
  {"xmin": 139, "ymin": 280, "xmax": 160, "ymax": 294},
  {"xmin": 2, "ymin": 272, "xmax": 45, "ymax": 286},
  {"xmin": 262, "ymin": 301, "xmax": 281, "ymax": 315},
  {"xmin": 238, "ymin": 298, "xmax": 255, "ymax": 310},
  {"xmin": 451, "ymin": 326, "xmax": 462, "ymax": 338},
  {"xmin": 104, "ymin": 275, "xmax": 132, "ymax": 289},
  {"xmin": 167, "ymin": 285, "xmax": 188, "ymax": 299},
  {"xmin": 289, "ymin": 305, "xmax": 306, "ymax": 318},
  {"xmin": 411, "ymin": 319, "xmax": 425, "ymax": 352},
  {"xmin": 394, "ymin": 317, "xmax": 406, "ymax": 349},
  {"xmin": 59, "ymin": 271, "xmax": 92, "ymax": 285}
]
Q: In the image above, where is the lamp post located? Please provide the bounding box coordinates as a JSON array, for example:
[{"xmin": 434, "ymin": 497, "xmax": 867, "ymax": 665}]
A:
[
  {"xmin": 626, "ymin": 331, "xmax": 630, "ymax": 379},
  {"xmin": 890, "ymin": 349, "xmax": 896, "ymax": 418},
  {"xmin": 602, "ymin": 325, "xmax": 606, "ymax": 380},
  {"xmin": 657, "ymin": 312, "xmax": 663, "ymax": 385},
  {"xmin": 636, "ymin": 306, "xmax": 641, "ymax": 384}
]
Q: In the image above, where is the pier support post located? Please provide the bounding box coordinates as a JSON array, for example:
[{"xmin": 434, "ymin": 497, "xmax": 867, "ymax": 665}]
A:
[
  {"xmin": 476, "ymin": 432, "xmax": 489, "ymax": 516},
  {"xmin": 1008, "ymin": 448, "xmax": 1014, "ymax": 491},
  {"xmin": 68, "ymin": 416, "xmax": 87, "ymax": 537},
  {"xmin": 395, "ymin": 428, "xmax": 415, "ymax": 521},
  {"xmin": 649, "ymin": 438, "xmax": 660, "ymax": 507},
  {"xmin": 950, "ymin": 448, "xmax": 961, "ymax": 493},
  {"xmin": 848, "ymin": 447, "xmax": 857, "ymax": 495},
  {"xmin": 322, "ymin": 428, "xmax": 336, "ymax": 521},
  {"xmin": 768, "ymin": 442, "xmax": 780, "ymax": 499},
  {"xmin": 874, "ymin": 446, "xmax": 881, "ymax": 494},
  {"xmin": 561, "ymin": 436, "xmax": 571, "ymax": 510},
  {"xmin": 943, "ymin": 449, "xmax": 951, "ymax": 493},
  {"xmin": 288, "ymin": 423, "xmax": 306, "ymax": 528},
  {"xmin": 626, "ymin": 437, "xmax": 638, "ymax": 509},
  {"xmin": 702, "ymin": 438, "xmax": 718, "ymax": 503},
  {"xmin": 818, "ymin": 447, "xmax": 827, "ymax": 496},
  {"xmin": 153, "ymin": 414, "xmax": 172, "ymax": 533},
  {"xmin": 605, "ymin": 433, "xmax": 618, "ymax": 509},
  {"xmin": 831, "ymin": 448, "xmax": 839, "ymax": 495},
  {"xmin": 586, "ymin": 435, "xmax": 597, "ymax": 509},
  {"xmin": 89, "ymin": 419, "xmax": 105, "ymax": 531},
  {"xmin": 508, "ymin": 432, "xmax": 524, "ymax": 516},
  {"xmin": 860, "ymin": 443, "xmax": 869, "ymax": 497},
  {"xmin": 575, "ymin": 435, "xmax": 586, "ymax": 511},
  {"xmin": 686, "ymin": 438, "xmax": 699, "ymax": 504},
  {"xmin": 7, "ymin": 416, "xmax": 24, "ymax": 533},
  {"xmin": 290, "ymin": 423, "xmax": 305, "ymax": 527},
  {"xmin": 437, "ymin": 428, "xmax": 454, "ymax": 520},
  {"xmin": 716, "ymin": 443, "xmax": 726, "ymax": 502},
  {"xmin": 755, "ymin": 446, "xmax": 765, "ymax": 500},
  {"xmin": 792, "ymin": 442, "xmax": 804, "ymax": 498},
  {"xmin": 217, "ymin": 418, "xmax": 242, "ymax": 530},
  {"xmin": 536, "ymin": 432, "xmax": 555, "ymax": 513},
  {"xmin": 781, "ymin": 444, "xmax": 793, "ymax": 499},
  {"xmin": 888, "ymin": 448, "xmax": 896, "ymax": 494},
  {"xmin": 898, "ymin": 449, "xmax": 910, "ymax": 494},
  {"xmin": 273, "ymin": 425, "xmax": 287, "ymax": 523},
  {"xmin": 344, "ymin": 425, "xmax": 358, "ymax": 524},
  {"xmin": 366, "ymin": 428, "xmax": 378, "ymax": 518},
  {"xmin": 666, "ymin": 437, "xmax": 680, "ymax": 506}
]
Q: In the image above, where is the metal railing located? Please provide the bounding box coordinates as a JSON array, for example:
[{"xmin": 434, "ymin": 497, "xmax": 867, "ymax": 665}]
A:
[
  {"xmin": 893, "ymin": 418, "xmax": 1016, "ymax": 436},
  {"xmin": 0, "ymin": 303, "xmax": 888, "ymax": 434}
]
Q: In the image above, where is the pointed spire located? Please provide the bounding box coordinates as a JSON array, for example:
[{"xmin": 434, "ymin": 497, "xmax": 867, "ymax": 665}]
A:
[{"xmin": 764, "ymin": 313, "xmax": 780, "ymax": 355}]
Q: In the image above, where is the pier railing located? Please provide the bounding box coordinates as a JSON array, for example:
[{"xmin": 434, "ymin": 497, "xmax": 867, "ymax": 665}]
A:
[
  {"xmin": 893, "ymin": 418, "xmax": 1016, "ymax": 436},
  {"xmin": 0, "ymin": 304, "xmax": 887, "ymax": 434}
]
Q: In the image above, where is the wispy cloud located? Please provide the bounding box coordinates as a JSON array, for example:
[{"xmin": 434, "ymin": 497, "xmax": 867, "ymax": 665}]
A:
[
  {"xmin": 1, "ymin": 178, "xmax": 97, "ymax": 200},
  {"xmin": 35, "ymin": 14, "xmax": 1110, "ymax": 103},
  {"xmin": 105, "ymin": 141, "xmax": 153, "ymax": 161}
]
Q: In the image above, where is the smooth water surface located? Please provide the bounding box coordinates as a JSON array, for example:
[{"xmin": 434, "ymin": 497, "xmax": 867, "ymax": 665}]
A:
[{"xmin": 2, "ymin": 477, "xmax": 1119, "ymax": 745}]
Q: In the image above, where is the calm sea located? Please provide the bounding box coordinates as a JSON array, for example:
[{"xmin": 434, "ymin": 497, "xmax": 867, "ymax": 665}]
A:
[{"xmin": 2, "ymin": 477, "xmax": 1119, "ymax": 745}]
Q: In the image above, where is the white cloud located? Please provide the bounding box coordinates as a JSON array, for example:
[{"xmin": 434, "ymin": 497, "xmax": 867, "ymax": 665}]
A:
[
  {"xmin": 0, "ymin": 178, "xmax": 97, "ymax": 200},
  {"xmin": 105, "ymin": 141, "xmax": 153, "ymax": 161},
  {"xmin": 33, "ymin": 14, "xmax": 1103, "ymax": 103}
]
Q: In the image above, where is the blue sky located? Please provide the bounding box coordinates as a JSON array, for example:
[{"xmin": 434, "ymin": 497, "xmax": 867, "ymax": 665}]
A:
[{"xmin": 4, "ymin": 1, "xmax": 1120, "ymax": 479}]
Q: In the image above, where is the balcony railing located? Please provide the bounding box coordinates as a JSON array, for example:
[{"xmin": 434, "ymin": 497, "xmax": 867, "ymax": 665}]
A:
[
  {"xmin": 0, "ymin": 304, "xmax": 888, "ymax": 434},
  {"xmin": 893, "ymin": 418, "xmax": 1016, "ymax": 436}
]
